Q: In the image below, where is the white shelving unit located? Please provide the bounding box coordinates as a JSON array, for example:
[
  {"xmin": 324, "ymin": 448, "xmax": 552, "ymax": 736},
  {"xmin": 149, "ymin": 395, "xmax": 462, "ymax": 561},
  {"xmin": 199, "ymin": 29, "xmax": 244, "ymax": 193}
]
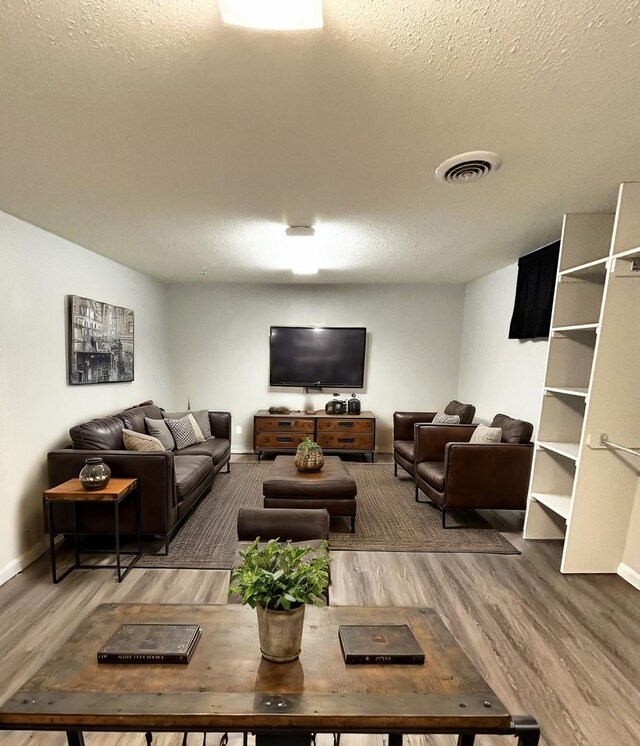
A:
[{"xmin": 524, "ymin": 184, "xmax": 640, "ymax": 576}]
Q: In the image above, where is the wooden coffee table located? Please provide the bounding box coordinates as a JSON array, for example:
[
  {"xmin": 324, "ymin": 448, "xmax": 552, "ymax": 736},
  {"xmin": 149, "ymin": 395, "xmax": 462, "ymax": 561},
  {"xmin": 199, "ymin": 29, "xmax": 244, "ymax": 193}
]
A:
[{"xmin": 0, "ymin": 603, "xmax": 540, "ymax": 745}]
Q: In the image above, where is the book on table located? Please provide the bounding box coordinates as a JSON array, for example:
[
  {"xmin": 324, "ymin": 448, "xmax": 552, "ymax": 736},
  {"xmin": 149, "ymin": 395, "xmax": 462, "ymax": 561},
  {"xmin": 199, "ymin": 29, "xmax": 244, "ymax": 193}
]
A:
[
  {"xmin": 338, "ymin": 624, "xmax": 425, "ymax": 664},
  {"xmin": 97, "ymin": 624, "xmax": 202, "ymax": 664}
]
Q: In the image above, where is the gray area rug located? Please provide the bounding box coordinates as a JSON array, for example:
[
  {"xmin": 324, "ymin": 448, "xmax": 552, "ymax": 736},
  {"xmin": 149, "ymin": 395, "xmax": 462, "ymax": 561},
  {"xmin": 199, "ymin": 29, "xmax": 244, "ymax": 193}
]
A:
[{"xmin": 136, "ymin": 463, "xmax": 519, "ymax": 570}]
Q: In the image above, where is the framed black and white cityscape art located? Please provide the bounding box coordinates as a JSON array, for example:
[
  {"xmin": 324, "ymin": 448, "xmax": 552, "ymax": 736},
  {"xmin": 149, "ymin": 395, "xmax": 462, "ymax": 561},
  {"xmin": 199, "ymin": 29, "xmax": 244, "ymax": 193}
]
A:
[{"xmin": 68, "ymin": 295, "xmax": 134, "ymax": 384}]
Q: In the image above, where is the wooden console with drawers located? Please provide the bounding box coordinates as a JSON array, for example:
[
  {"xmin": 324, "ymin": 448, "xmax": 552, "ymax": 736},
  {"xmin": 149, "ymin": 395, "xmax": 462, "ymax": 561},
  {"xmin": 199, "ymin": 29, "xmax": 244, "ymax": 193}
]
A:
[{"xmin": 253, "ymin": 410, "xmax": 376, "ymax": 462}]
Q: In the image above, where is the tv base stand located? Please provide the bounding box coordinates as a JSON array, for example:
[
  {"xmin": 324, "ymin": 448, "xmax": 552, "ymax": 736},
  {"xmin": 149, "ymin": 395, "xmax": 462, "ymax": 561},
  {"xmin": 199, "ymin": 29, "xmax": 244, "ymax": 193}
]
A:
[{"xmin": 253, "ymin": 410, "xmax": 376, "ymax": 462}]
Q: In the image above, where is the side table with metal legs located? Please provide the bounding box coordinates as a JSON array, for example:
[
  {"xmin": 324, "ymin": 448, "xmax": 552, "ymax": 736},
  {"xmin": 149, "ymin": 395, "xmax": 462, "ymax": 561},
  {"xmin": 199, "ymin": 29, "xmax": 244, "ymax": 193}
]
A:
[{"xmin": 44, "ymin": 477, "xmax": 141, "ymax": 583}]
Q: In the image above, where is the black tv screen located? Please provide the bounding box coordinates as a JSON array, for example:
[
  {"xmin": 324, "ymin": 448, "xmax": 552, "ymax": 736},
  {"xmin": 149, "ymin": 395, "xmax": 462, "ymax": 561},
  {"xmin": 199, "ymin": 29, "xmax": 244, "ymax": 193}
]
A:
[{"xmin": 269, "ymin": 326, "xmax": 366, "ymax": 388}]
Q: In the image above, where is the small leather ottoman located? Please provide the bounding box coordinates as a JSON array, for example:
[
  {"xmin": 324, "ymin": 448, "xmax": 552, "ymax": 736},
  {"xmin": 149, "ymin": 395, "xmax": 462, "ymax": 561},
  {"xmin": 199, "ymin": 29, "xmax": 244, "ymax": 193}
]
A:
[{"xmin": 263, "ymin": 456, "xmax": 357, "ymax": 532}]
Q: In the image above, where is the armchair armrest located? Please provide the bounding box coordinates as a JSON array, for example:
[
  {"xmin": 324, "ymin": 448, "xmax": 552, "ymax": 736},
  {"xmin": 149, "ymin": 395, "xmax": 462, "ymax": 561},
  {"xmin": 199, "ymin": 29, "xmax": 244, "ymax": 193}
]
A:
[
  {"xmin": 209, "ymin": 411, "xmax": 232, "ymax": 439},
  {"xmin": 393, "ymin": 411, "xmax": 437, "ymax": 442},
  {"xmin": 415, "ymin": 423, "xmax": 476, "ymax": 464},
  {"xmin": 443, "ymin": 442, "xmax": 534, "ymax": 509}
]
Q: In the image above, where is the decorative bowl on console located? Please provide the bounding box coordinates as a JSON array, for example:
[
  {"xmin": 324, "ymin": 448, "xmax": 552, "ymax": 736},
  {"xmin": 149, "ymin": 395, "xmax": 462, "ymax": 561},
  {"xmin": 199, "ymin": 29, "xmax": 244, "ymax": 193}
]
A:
[{"xmin": 294, "ymin": 437, "xmax": 324, "ymax": 472}]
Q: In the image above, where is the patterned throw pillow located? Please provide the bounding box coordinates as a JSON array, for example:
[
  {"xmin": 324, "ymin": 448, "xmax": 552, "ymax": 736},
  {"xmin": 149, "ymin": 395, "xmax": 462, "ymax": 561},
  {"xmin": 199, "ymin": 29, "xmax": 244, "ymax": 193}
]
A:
[
  {"xmin": 145, "ymin": 417, "xmax": 175, "ymax": 450},
  {"xmin": 164, "ymin": 416, "xmax": 198, "ymax": 450},
  {"xmin": 122, "ymin": 429, "xmax": 165, "ymax": 452},
  {"xmin": 163, "ymin": 410, "xmax": 213, "ymax": 440},
  {"xmin": 432, "ymin": 410, "xmax": 461, "ymax": 424},
  {"xmin": 469, "ymin": 424, "xmax": 502, "ymax": 444}
]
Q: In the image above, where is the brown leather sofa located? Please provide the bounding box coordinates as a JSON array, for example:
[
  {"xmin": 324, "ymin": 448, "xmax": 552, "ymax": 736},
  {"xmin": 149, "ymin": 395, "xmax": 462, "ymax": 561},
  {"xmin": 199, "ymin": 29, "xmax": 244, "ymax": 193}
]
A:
[
  {"xmin": 414, "ymin": 413, "xmax": 534, "ymax": 527},
  {"xmin": 47, "ymin": 402, "xmax": 231, "ymax": 550},
  {"xmin": 393, "ymin": 400, "xmax": 476, "ymax": 478}
]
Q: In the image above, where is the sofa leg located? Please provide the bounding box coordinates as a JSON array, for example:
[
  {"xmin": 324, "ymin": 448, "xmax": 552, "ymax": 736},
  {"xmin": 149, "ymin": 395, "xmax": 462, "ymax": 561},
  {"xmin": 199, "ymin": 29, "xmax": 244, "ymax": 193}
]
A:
[
  {"xmin": 394, "ymin": 462, "xmax": 397, "ymax": 477},
  {"xmin": 155, "ymin": 534, "xmax": 169, "ymax": 556},
  {"xmin": 225, "ymin": 460, "xmax": 231, "ymax": 474}
]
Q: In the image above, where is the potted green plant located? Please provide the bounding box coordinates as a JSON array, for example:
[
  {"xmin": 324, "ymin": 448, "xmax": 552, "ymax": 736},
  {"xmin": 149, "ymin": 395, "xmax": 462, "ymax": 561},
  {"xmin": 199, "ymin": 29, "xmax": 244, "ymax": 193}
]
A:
[
  {"xmin": 228, "ymin": 537, "xmax": 330, "ymax": 662},
  {"xmin": 294, "ymin": 436, "xmax": 324, "ymax": 471}
]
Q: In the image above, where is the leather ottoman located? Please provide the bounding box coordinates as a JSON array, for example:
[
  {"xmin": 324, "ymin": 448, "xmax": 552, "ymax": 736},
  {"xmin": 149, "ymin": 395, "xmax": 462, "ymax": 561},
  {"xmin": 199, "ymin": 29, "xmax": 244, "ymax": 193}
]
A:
[{"xmin": 262, "ymin": 456, "xmax": 357, "ymax": 532}]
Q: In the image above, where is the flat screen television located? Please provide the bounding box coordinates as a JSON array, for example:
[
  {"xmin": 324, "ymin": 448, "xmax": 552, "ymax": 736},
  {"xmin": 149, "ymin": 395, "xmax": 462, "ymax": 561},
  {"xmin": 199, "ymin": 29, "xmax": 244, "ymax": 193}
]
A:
[{"xmin": 269, "ymin": 326, "xmax": 366, "ymax": 389}]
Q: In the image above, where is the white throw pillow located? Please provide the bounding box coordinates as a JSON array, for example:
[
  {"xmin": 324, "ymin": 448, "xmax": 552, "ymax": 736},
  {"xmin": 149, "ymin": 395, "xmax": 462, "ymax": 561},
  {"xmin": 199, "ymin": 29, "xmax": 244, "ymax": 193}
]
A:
[
  {"xmin": 469, "ymin": 424, "xmax": 502, "ymax": 444},
  {"xmin": 432, "ymin": 411, "xmax": 461, "ymax": 424},
  {"xmin": 122, "ymin": 429, "xmax": 165, "ymax": 452},
  {"xmin": 187, "ymin": 413, "xmax": 206, "ymax": 443}
]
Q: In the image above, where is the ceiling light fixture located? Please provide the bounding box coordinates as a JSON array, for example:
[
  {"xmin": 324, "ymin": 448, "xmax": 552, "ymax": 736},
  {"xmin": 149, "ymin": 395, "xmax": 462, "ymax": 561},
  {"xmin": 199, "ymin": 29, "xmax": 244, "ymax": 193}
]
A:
[
  {"xmin": 219, "ymin": 0, "xmax": 323, "ymax": 30},
  {"xmin": 286, "ymin": 225, "xmax": 318, "ymax": 275}
]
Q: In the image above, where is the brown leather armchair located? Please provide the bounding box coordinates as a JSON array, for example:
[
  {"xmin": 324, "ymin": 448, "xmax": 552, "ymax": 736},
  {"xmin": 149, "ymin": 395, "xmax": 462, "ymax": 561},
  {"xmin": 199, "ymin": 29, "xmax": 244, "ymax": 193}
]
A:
[
  {"xmin": 414, "ymin": 414, "xmax": 534, "ymax": 528},
  {"xmin": 393, "ymin": 400, "xmax": 476, "ymax": 478}
]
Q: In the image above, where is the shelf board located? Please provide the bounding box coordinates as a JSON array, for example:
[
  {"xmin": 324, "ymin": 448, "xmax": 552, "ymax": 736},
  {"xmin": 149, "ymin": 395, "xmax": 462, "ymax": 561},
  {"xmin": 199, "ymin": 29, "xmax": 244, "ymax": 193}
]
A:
[
  {"xmin": 545, "ymin": 386, "xmax": 588, "ymax": 398},
  {"xmin": 611, "ymin": 247, "xmax": 640, "ymax": 278},
  {"xmin": 559, "ymin": 257, "xmax": 608, "ymax": 282},
  {"xmin": 531, "ymin": 492, "xmax": 572, "ymax": 520},
  {"xmin": 612, "ymin": 245, "xmax": 640, "ymax": 260},
  {"xmin": 538, "ymin": 441, "xmax": 580, "ymax": 461},
  {"xmin": 552, "ymin": 323, "xmax": 599, "ymax": 334}
]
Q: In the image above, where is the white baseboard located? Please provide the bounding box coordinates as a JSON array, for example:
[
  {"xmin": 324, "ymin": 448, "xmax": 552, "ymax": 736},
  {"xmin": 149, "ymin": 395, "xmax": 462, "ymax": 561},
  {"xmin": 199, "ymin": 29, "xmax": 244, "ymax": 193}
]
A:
[
  {"xmin": 0, "ymin": 539, "xmax": 48, "ymax": 587},
  {"xmin": 617, "ymin": 562, "xmax": 640, "ymax": 591}
]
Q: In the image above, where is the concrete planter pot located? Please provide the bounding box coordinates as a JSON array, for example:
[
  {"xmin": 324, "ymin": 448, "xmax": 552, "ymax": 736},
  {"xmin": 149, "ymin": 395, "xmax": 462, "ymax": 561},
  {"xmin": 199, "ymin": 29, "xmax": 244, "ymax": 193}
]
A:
[{"xmin": 256, "ymin": 603, "xmax": 305, "ymax": 662}]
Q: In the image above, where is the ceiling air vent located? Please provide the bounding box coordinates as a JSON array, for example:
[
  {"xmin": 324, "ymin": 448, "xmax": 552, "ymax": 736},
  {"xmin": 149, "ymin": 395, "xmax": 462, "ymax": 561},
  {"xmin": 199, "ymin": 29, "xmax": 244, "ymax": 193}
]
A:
[{"xmin": 435, "ymin": 151, "xmax": 502, "ymax": 184}]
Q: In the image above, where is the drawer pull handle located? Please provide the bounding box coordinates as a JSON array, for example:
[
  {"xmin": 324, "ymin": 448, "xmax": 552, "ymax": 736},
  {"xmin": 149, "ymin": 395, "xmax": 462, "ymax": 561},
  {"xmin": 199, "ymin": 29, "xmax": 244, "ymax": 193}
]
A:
[
  {"xmin": 277, "ymin": 421, "xmax": 293, "ymax": 428},
  {"xmin": 339, "ymin": 422, "xmax": 354, "ymax": 428},
  {"xmin": 276, "ymin": 437, "xmax": 293, "ymax": 443},
  {"xmin": 338, "ymin": 438, "xmax": 355, "ymax": 443}
]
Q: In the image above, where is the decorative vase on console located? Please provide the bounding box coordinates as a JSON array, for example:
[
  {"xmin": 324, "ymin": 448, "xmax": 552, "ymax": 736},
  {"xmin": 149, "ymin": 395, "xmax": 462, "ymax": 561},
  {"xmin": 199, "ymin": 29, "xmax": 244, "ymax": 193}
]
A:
[
  {"xmin": 79, "ymin": 457, "xmax": 111, "ymax": 490},
  {"xmin": 294, "ymin": 437, "xmax": 324, "ymax": 472}
]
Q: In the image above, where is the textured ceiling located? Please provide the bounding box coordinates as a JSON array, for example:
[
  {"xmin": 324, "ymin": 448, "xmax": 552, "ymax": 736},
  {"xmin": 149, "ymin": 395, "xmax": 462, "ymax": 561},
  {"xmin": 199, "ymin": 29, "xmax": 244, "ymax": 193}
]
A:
[{"xmin": 1, "ymin": 0, "xmax": 639, "ymax": 283}]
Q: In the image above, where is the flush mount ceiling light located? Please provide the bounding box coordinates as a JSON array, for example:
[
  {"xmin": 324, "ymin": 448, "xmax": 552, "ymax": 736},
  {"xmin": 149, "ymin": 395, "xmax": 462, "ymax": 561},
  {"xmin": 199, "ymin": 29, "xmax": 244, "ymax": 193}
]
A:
[
  {"xmin": 286, "ymin": 226, "xmax": 318, "ymax": 275},
  {"xmin": 219, "ymin": 0, "xmax": 323, "ymax": 30},
  {"xmin": 435, "ymin": 151, "xmax": 502, "ymax": 184}
]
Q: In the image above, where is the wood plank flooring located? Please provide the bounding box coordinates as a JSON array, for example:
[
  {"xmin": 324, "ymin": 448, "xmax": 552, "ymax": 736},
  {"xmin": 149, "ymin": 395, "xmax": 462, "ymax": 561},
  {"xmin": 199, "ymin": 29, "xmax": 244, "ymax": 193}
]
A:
[{"xmin": 0, "ymin": 457, "xmax": 639, "ymax": 746}]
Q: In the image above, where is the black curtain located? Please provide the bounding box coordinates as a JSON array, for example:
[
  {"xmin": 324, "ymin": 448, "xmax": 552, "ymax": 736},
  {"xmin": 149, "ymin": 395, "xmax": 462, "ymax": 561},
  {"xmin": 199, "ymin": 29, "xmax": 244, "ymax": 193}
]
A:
[{"xmin": 508, "ymin": 241, "xmax": 560, "ymax": 340}]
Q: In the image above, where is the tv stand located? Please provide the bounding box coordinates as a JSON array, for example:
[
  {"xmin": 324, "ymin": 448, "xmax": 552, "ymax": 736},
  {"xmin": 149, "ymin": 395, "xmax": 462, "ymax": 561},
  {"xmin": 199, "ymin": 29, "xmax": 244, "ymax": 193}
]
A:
[{"xmin": 253, "ymin": 410, "xmax": 376, "ymax": 462}]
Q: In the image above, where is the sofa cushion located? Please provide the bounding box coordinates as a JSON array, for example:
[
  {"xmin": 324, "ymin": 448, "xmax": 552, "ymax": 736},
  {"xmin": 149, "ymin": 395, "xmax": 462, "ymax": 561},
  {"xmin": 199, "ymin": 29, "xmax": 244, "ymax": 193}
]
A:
[
  {"xmin": 122, "ymin": 429, "xmax": 165, "ymax": 452},
  {"xmin": 164, "ymin": 410, "xmax": 213, "ymax": 440},
  {"xmin": 178, "ymin": 438, "xmax": 230, "ymax": 465},
  {"xmin": 394, "ymin": 440, "xmax": 414, "ymax": 462},
  {"xmin": 491, "ymin": 413, "xmax": 533, "ymax": 444},
  {"xmin": 470, "ymin": 424, "xmax": 502, "ymax": 444},
  {"xmin": 444, "ymin": 400, "xmax": 475, "ymax": 424},
  {"xmin": 433, "ymin": 411, "xmax": 461, "ymax": 424},
  {"xmin": 145, "ymin": 417, "xmax": 175, "ymax": 450},
  {"xmin": 69, "ymin": 416, "xmax": 124, "ymax": 450},
  {"xmin": 174, "ymin": 455, "xmax": 213, "ymax": 502},
  {"xmin": 118, "ymin": 404, "xmax": 164, "ymax": 433},
  {"xmin": 415, "ymin": 461, "xmax": 445, "ymax": 492},
  {"xmin": 165, "ymin": 416, "xmax": 198, "ymax": 450}
]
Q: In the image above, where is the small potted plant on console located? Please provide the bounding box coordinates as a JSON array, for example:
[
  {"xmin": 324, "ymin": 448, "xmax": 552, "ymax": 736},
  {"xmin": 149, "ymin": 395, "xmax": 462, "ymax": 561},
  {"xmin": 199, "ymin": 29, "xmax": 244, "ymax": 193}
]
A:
[{"xmin": 228, "ymin": 538, "xmax": 330, "ymax": 662}]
